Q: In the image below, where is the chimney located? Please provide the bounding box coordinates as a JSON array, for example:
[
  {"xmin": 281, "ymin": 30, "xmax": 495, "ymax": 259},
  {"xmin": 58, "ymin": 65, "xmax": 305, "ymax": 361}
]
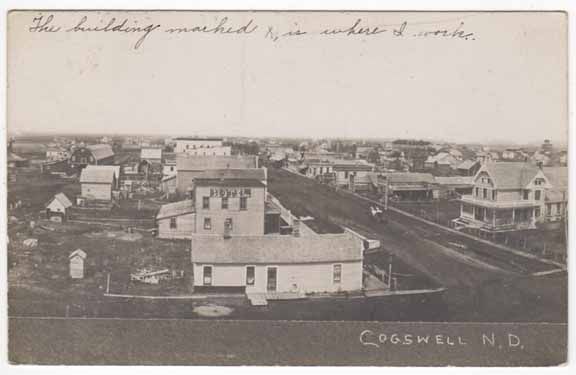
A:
[{"xmin": 292, "ymin": 218, "xmax": 300, "ymax": 237}]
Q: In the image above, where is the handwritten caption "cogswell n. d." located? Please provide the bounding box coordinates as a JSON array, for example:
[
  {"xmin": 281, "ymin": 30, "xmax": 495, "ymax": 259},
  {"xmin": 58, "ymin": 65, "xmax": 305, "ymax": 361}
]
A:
[
  {"xmin": 27, "ymin": 14, "xmax": 477, "ymax": 50},
  {"xmin": 360, "ymin": 330, "xmax": 525, "ymax": 350}
]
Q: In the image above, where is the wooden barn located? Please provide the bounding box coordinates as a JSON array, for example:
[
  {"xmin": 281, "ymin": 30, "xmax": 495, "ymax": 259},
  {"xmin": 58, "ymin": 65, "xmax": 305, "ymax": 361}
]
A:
[{"xmin": 69, "ymin": 144, "xmax": 115, "ymax": 169}]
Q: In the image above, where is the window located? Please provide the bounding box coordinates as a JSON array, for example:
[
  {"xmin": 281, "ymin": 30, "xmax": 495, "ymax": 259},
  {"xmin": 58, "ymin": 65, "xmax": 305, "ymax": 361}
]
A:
[
  {"xmin": 344, "ymin": 171, "xmax": 349, "ymax": 179},
  {"xmin": 224, "ymin": 218, "xmax": 233, "ymax": 231},
  {"xmin": 246, "ymin": 266, "xmax": 255, "ymax": 286},
  {"xmin": 240, "ymin": 197, "xmax": 247, "ymax": 210},
  {"xmin": 202, "ymin": 196, "xmax": 210, "ymax": 209},
  {"xmin": 333, "ymin": 264, "xmax": 342, "ymax": 284},
  {"xmin": 535, "ymin": 190, "xmax": 541, "ymax": 200},
  {"xmin": 483, "ymin": 188, "xmax": 487, "ymax": 199},
  {"xmin": 523, "ymin": 190, "xmax": 530, "ymax": 200},
  {"xmin": 535, "ymin": 207, "xmax": 541, "ymax": 217},
  {"xmin": 221, "ymin": 197, "xmax": 229, "ymax": 209},
  {"xmin": 475, "ymin": 187, "xmax": 480, "ymax": 197},
  {"xmin": 492, "ymin": 190, "xmax": 497, "ymax": 200},
  {"xmin": 546, "ymin": 204, "xmax": 552, "ymax": 216},
  {"xmin": 203, "ymin": 266, "xmax": 212, "ymax": 286},
  {"xmin": 203, "ymin": 217, "xmax": 212, "ymax": 230},
  {"xmin": 170, "ymin": 217, "xmax": 177, "ymax": 229}
]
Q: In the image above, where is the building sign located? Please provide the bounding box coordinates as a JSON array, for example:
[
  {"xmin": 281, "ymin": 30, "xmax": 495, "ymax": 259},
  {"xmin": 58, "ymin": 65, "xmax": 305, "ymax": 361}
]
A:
[{"xmin": 209, "ymin": 187, "xmax": 252, "ymax": 198}]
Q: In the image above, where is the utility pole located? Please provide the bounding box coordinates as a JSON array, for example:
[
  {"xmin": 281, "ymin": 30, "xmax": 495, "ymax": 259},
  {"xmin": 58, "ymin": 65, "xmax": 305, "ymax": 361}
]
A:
[
  {"xmin": 388, "ymin": 258, "xmax": 393, "ymax": 290},
  {"xmin": 384, "ymin": 176, "xmax": 389, "ymax": 211},
  {"xmin": 106, "ymin": 272, "xmax": 111, "ymax": 294}
]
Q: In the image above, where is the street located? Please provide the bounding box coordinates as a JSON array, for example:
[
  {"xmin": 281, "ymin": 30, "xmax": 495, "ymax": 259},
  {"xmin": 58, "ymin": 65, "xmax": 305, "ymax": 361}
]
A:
[{"xmin": 266, "ymin": 168, "xmax": 567, "ymax": 322}]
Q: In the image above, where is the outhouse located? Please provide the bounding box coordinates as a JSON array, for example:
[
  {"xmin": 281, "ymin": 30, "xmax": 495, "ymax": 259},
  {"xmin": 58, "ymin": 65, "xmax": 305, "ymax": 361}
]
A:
[{"xmin": 69, "ymin": 249, "xmax": 87, "ymax": 279}]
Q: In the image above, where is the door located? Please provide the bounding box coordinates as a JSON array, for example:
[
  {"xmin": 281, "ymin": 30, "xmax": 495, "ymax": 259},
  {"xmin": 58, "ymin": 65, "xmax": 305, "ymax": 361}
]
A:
[{"xmin": 267, "ymin": 267, "xmax": 277, "ymax": 292}]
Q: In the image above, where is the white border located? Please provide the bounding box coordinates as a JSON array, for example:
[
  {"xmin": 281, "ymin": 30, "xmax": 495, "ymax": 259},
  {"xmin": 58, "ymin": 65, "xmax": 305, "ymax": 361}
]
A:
[{"xmin": 1, "ymin": 1, "xmax": 574, "ymax": 375}]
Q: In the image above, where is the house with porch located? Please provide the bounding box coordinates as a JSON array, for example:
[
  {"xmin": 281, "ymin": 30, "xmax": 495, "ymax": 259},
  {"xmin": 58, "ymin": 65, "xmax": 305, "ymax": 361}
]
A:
[{"xmin": 453, "ymin": 163, "xmax": 552, "ymax": 232}]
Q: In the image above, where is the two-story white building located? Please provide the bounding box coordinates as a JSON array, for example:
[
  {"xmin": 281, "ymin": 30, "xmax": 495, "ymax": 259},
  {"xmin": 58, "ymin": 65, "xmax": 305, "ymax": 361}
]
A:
[
  {"xmin": 453, "ymin": 163, "xmax": 552, "ymax": 232},
  {"xmin": 174, "ymin": 137, "xmax": 231, "ymax": 156}
]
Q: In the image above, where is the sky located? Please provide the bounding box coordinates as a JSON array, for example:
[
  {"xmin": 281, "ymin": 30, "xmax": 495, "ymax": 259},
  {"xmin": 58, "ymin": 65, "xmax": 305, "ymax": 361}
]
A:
[{"xmin": 7, "ymin": 11, "xmax": 568, "ymax": 144}]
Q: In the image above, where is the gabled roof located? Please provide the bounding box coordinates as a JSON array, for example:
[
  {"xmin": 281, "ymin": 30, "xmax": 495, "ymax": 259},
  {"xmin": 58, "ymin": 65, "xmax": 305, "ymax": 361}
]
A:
[
  {"xmin": 543, "ymin": 166, "xmax": 568, "ymax": 190},
  {"xmin": 191, "ymin": 232, "xmax": 362, "ymax": 264},
  {"xmin": 480, "ymin": 163, "xmax": 540, "ymax": 189},
  {"xmin": 457, "ymin": 159, "xmax": 479, "ymax": 170},
  {"xmin": 80, "ymin": 165, "xmax": 116, "ymax": 184},
  {"xmin": 48, "ymin": 192, "xmax": 73, "ymax": 208},
  {"xmin": 86, "ymin": 144, "xmax": 114, "ymax": 160},
  {"xmin": 69, "ymin": 249, "xmax": 87, "ymax": 259},
  {"xmin": 176, "ymin": 155, "xmax": 258, "ymax": 171},
  {"xmin": 141, "ymin": 147, "xmax": 162, "ymax": 160},
  {"xmin": 156, "ymin": 200, "xmax": 195, "ymax": 220}
]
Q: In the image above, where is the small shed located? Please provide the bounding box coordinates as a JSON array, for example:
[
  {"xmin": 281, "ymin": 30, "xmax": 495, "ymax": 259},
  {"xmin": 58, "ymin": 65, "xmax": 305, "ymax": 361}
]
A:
[
  {"xmin": 46, "ymin": 193, "xmax": 73, "ymax": 222},
  {"xmin": 69, "ymin": 249, "xmax": 87, "ymax": 279}
]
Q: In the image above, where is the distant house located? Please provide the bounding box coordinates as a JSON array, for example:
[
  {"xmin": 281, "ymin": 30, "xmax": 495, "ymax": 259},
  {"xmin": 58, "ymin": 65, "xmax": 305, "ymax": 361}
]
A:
[
  {"xmin": 160, "ymin": 174, "xmax": 177, "ymax": 196},
  {"xmin": 434, "ymin": 176, "xmax": 474, "ymax": 199},
  {"xmin": 543, "ymin": 166, "xmax": 568, "ymax": 222},
  {"xmin": 191, "ymin": 232, "xmax": 363, "ymax": 294},
  {"xmin": 46, "ymin": 148, "xmax": 70, "ymax": 161},
  {"xmin": 79, "ymin": 165, "xmax": 118, "ymax": 201},
  {"xmin": 303, "ymin": 160, "xmax": 334, "ymax": 180},
  {"xmin": 69, "ymin": 249, "xmax": 87, "ymax": 279},
  {"xmin": 355, "ymin": 146, "xmax": 375, "ymax": 160},
  {"xmin": 424, "ymin": 152, "xmax": 459, "ymax": 175},
  {"xmin": 162, "ymin": 152, "xmax": 177, "ymax": 176},
  {"xmin": 174, "ymin": 137, "xmax": 231, "ymax": 156},
  {"xmin": 45, "ymin": 193, "xmax": 73, "ymax": 222},
  {"xmin": 140, "ymin": 147, "xmax": 163, "ymax": 164},
  {"xmin": 453, "ymin": 163, "xmax": 552, "ymax": 232},
  {"xmin": 69, "ymin": 144, "xmax": 115, "ymax": 169},
  {"xmin": 373, "ymin": 172, "xmax": 437, "ymax": 201},
  {"xmin": 332, "ymin": 160, "xmax": 375, "ymax": 191},
  {"xmin": 456, "ymin": 159, "xmax": 481, "ymax": 177}
]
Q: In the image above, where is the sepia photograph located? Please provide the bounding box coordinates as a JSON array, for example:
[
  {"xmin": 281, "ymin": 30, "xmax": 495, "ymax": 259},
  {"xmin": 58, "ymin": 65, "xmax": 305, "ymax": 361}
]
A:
[{"xmin": 4, "ymin": 7, "xmax": 570, "ymax": 367}]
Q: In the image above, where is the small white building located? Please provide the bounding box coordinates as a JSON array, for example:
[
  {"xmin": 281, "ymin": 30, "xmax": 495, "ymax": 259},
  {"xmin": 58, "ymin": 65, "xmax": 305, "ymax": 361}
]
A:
[
  {"xmin": 191, "ymin": 233, "xmax": 363, "ymax": 294},
  {"xmin": 69, "ymin": 249, "xmax": 87, "ymax": 279},
  {"xmin": 79, "ymin": 165, "xmax": 118, "ymax": 201},
  {"xmin": 141, "ymin": 147, "xmax": 163, "ymax": 164},
  {"xmin": 45, "ymin": 193, "xmax": 73, "ymax": 222},
  {"xmin": 46, "ymin": 148, "xmax": 70, "ymax": 161}
]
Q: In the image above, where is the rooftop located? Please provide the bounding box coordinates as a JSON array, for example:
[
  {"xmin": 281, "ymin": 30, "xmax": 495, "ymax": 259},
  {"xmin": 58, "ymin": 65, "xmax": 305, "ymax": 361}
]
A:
[
  {"xmin": 175, "ymin": 137, "xmax": 223, "ymax": 141},
  {"xmin": 141, "ymin": 147, "xmax": 163, "ymax": 160},
  {"xmin": 194, "ymin": 178, "xmax": 266, "ymax": 188},
  {"xmin": 79, "ymin": 165, "xmax": 117, "ymax": 184},
  {"xmin": 177, "ymin": 155, "xmax": 258, "ymax": 171},
  {"xmin": 156, "ymin": 200, "xmax": 195, "ymax": 220},
  {"xmin": 196, "ymin": 168, "xmax": 266, "ymax": 181},
  {"xmin": 85, "ymin": 144, "xmax": 114, "ymax": 160},
  {"xmin": 191, "ymin": 232, "xmax": 362, "ymax": 264},
  {"xmin": 481, "ymin": 163, "xmax": 541, "ymax": 189},
  {"xmin": 457, "ymin": 159, "xmax": 479, "ymax": 170},
  {"xmin": 48, "ymin": 192, "xmax": 73, "ymax": 208}
]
